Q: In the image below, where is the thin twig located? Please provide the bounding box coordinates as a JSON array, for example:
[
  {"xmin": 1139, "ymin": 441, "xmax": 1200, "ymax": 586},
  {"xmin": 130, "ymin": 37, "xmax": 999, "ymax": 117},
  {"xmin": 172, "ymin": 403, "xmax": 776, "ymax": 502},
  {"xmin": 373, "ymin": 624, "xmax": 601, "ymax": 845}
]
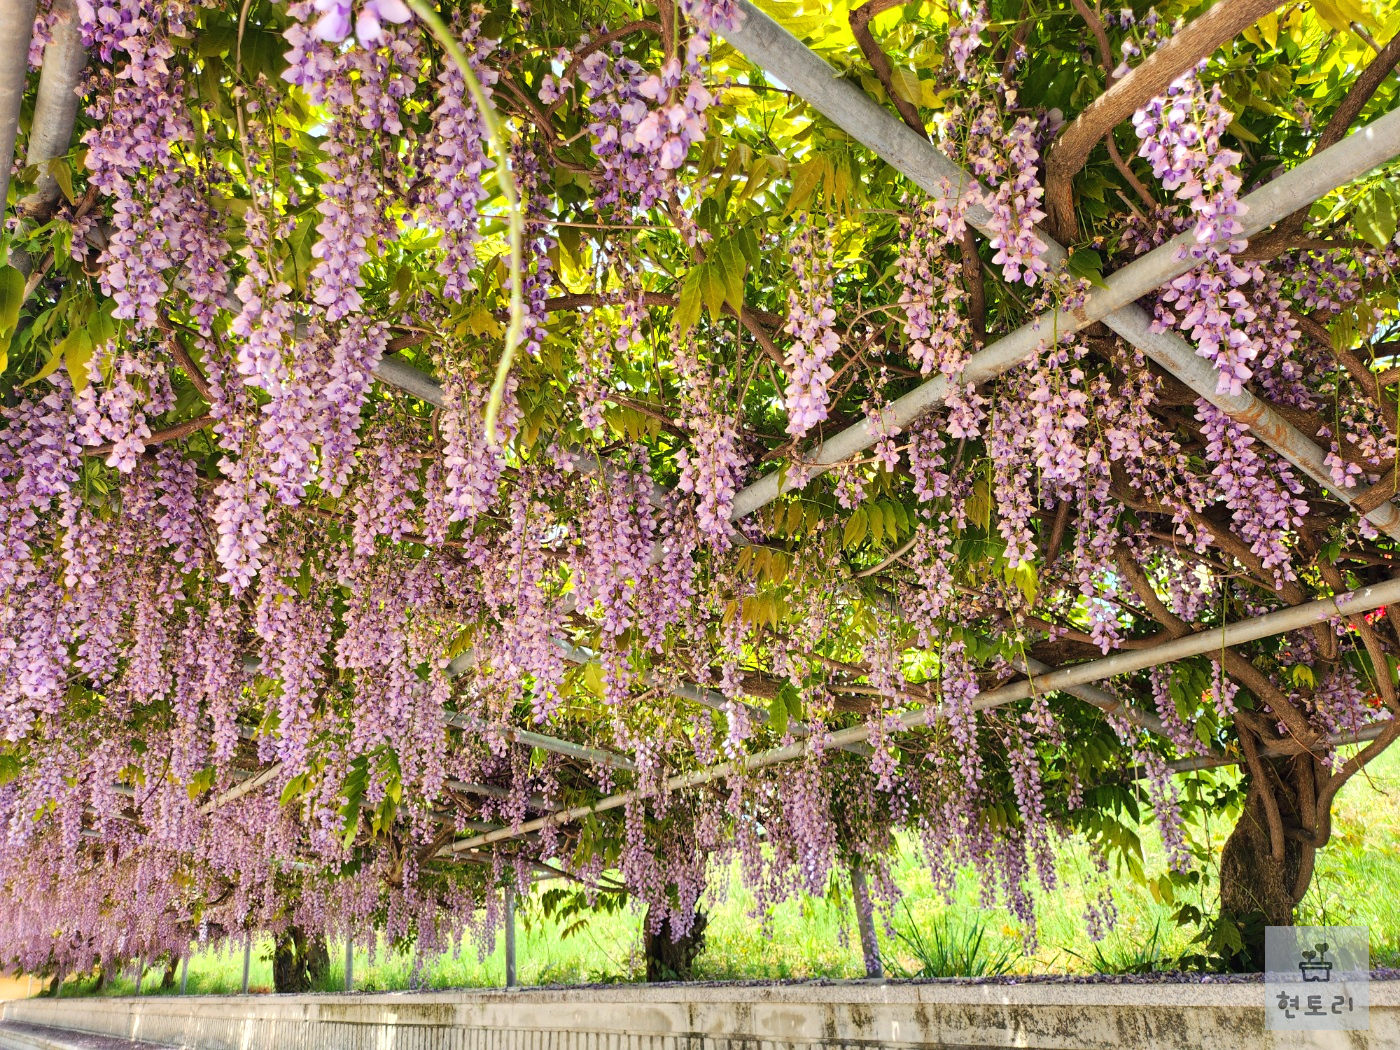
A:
[{"xmin": 406, "ymin": 0, "xmax": 524, "ymax": 444}]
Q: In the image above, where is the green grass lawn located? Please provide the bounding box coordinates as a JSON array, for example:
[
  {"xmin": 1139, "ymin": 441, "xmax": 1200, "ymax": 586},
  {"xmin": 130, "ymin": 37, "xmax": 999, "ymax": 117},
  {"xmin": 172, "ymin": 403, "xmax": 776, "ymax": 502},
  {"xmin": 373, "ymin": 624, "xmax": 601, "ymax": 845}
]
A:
[{"xmin": 47, "ymin": 746, "xmax": 1400, "ymax": 996}]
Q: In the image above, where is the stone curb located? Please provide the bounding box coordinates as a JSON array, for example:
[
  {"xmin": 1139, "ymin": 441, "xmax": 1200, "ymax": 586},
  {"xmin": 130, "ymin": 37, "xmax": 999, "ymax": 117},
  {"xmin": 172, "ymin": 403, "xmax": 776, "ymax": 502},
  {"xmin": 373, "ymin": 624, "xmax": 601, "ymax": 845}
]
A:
[{"xmin": 5, "ymin": 982, "xmax": 1397, "ymax": 1050}]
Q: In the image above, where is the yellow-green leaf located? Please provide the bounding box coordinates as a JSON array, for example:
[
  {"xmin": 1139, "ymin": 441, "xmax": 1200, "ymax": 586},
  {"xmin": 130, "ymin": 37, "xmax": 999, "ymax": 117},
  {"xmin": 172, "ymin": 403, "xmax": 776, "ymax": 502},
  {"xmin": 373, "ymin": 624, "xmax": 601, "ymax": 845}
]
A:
[
  {"xmin": 583, "ymin": 661, "xmax": 606, "ymax": 697},
  {"xmin": 767, "ymin": 691, "xmax": 789, "ymax": 736},
  {"xmin": 888, "ymin": 68, "xmax": 923, "ymax": 106},
  {"xmin": 675, "ymin": 267, "xmax": 704, "ymax": 334},
  {"xmin": 1312, "ymin": 0, "xmax": 1375, "ymax": 34},
  {"xmin": 0, "ymin": 265, "xmax": 25, "ymax": 365},
  {"xmin": 1258, "ymin": 11, "xmax": 1280, "ymax": 48},
  {"xmin": 785, "ymin": 157, "xmax": 824, "ymax": 215},
  {"xmin": 701, "ymin": 262, "xmax": 727, "ymax": 320},
  {"xmin": 881, "ymin": 501, "xmax": 901, "ymax": 540},
  {"xmin": 968, "ymin": 477, "xmax": 992, "ymax": 530},
  {"xmin": 64, "ymin": 329, "xmax": 95, "ymax": 393},
  {"xmin": 715, "ymin": 238, "xmax": 747, "ymax": 314},
  {"xmin": 843, "ymin": 506, "xmax": 868, "ymax": 549},
  {"xmin": 465, "ymin": 305, "xmax": 503, "ymax": 338}
]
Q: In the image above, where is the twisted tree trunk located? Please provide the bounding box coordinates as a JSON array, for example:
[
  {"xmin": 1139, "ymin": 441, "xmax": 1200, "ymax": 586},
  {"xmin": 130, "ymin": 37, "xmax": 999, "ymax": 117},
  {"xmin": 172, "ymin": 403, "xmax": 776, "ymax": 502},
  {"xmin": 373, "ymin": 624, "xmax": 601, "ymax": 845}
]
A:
[
  {"xmin": 1218, "ymin": 761, "xmax": 1313, "ymax": 970},
  {"xmin": 642, "ymin": 907, "xmax": 708, "ymax": 982},
  {"xmin": 850, "ymin": 857, "xmax": 884, "ymax": 979},
  {"xmin": 272, "ymin": 927, "xmax": 329, "ymax": 993}
]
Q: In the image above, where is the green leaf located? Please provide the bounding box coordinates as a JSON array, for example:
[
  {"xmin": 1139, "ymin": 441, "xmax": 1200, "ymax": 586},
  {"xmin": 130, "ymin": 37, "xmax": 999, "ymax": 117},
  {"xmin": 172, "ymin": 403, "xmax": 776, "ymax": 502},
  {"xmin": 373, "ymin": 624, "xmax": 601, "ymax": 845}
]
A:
[
  {"xmin": 701, "ymin": 262, "xmax": 727, "ymax": 320},
  {"xmin": 279, "ymin": 773, "xmax": 309, "ymax": 806},
  {"xmin": 715, "ymin": 238, "xmax": 747, "ymax": 314},
  {"xmin": 889, "ymin": 500, "xmax": 910, "ymax": 534},
  {"xmin": 0, "ymin": 264, "xmax": 25, "ymax": 370},
  {"xmin": 23, "ymin": 345, "xmax": 65, "ymax": 387},
  {"xmin": 738, "ymin": 226, "xmax": 761, "ymax": 268},
  {"xmin": 89, "ymin": 299, "xmax": 118, "ymax": 349},
  {"xmin": 779, "ymin": 681, "xmax": 804, "ymax": 723},
  {"xmin": 340, "ymin": 757, "xmax": 369, "ymax": 847},
  {"xmin": 286, "ymin": 213, "xmax": 317, "ymax": 293},
  {"xmin": 1352, "ymin": 182, "xmax": 1398, "ymax": 249},
  {"xmin": 843, "ymin": 506, "xmax": 868, "ymax": 548},
  {"xmin": 767, "ymin": 690, "xmax": 789, "ymax": 736},
  {"xmin": 866, "ymin": 501, "xmax": 885, "ymax": 545},
  {"xmin": 675, "ymin": 267, "xmax": 704, "ymax": 334},
  {"xmin": 1067, "ymin": 248, "xmax": 1110, "ymax": 290},
  {"xmin": 1225, "ymin": 116, "xmax": 1260, "ymax": 145},
  {"xmin": 46, "ymin": 158, "xmax": 76, "ymax": 205}
]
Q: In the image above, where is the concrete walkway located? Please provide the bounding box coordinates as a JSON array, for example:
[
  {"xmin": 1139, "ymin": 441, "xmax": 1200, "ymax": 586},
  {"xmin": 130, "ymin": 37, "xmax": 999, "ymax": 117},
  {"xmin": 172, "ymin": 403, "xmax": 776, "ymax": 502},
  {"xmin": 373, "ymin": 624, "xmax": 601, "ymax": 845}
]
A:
[
  {"xmin": 0, "ymin": 1020, "xmax": 167, "ymax": 1050},
  {"xmin": 3, "ymin": 980, "xmax": 1396, "ymax": 1050}
]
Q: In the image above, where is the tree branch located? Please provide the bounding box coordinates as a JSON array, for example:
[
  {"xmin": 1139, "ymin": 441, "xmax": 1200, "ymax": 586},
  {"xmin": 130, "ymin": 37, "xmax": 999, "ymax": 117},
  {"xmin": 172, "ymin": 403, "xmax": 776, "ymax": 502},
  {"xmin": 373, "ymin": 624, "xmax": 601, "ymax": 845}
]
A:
[
  {"xmin": 849, "ymin": 0, "xmax": 925, "ymax": 137},
  {"xmin": 546, "ymin": 20, "xmax": 665, "ymax": 119},
  {"xmin": 1043, "ymin": 0, "xmax": 1284, "ymax": 242},
  {"xmin": 82, "ymin": 415, "xmax": 213, "ymax": 459},
  {"xmin": 1295, "ymin": 716, "xmax": 1400, "ymax": 848},
  {"xmin": 960, "ymin": 228, "xmax": 986, "ymax": 344},
  {"xmin": 1238, "ymin": 725, "xmax": 1287, "ymax": 862},
  {"xmin": 1317, "ymin": 558, "xmax": 1400, "ymax": 713},
  {"xmin": 1113, "ymin": 543, "xmax": 1320, "ymax": 748},
  {"xmin": 1248, "ymin": 31, "xmax": 1400, "ymax": 256},
  {"xmin": 1070, "ymin": 0, "xmax": 1116, "ymax": 88}
]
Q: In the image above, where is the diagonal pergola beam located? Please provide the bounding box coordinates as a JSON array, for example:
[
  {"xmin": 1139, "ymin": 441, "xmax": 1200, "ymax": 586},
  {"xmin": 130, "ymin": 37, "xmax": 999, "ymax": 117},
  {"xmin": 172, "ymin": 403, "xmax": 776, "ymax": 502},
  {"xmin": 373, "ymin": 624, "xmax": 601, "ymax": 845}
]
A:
[
  {"xmin": 441, "ymin": 577, "xmax": 1400, "ymax": 852},
  {"xmin": 717, "ymin": 2, "xmax": 1400, "ymax": 539},
  {"xmin": 375, "ymin": 12, "xmax": 1400, "ymax": 539}
]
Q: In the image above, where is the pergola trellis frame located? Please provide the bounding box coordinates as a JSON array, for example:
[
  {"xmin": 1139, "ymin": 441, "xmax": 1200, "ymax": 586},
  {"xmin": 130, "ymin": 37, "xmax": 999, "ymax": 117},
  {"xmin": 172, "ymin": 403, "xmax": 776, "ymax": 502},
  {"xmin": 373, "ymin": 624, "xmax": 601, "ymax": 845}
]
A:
[
  {"xmin": 431, "ymin": 2, "xmax": 1400, "ymax": 852},
  {"xmin": 2, "ymin": 3, "xmax": 1399, "ymax": 855}
]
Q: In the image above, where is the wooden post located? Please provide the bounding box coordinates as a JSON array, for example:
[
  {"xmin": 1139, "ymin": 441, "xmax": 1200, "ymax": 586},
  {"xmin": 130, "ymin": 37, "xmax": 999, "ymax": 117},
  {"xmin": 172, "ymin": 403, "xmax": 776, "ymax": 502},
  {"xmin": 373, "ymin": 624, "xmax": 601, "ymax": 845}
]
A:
[
  {"xmin": 849, "ymin": 858, "xmax": 883, "ymax": 979},
  {"xmin": 240, "ymin": 938, "xmax": 251, "ymax": 994},
  {"xmin": 504, "ymin": 885, "xmax": 517, "ymax": 989},
  {"xmin": 179, "ymin": 953, "xmax": 189, "ymax": 995},
  {"xmin": 344, "ymin": 937, "xmax": 353, "ymax": 993}
]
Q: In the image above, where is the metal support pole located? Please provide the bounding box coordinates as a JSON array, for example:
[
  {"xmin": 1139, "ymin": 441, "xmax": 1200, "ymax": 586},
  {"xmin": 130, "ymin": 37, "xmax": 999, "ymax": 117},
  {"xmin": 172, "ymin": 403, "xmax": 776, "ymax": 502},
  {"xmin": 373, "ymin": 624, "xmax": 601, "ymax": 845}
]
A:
[
  {"xmin": 240, "ymin": 938, "xmax": 250, "ymax": 994},
  {"xmin": 179, "ymin": 953, "xmax": 189, "ymax": 995},
  {"xmin": 849, "ymin": 859, "xmax": 883, "ymax": 979},
  {"xmin": 134, "ymin": 954, "xmax": 144, "ymax": 995},
  {"xmin": 504, "ymin": 885, "xmax": 517, "ymax": 989},
  {"xmin": 344, "ymin": 937, "xmax": 353, "ymax": 993}
]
